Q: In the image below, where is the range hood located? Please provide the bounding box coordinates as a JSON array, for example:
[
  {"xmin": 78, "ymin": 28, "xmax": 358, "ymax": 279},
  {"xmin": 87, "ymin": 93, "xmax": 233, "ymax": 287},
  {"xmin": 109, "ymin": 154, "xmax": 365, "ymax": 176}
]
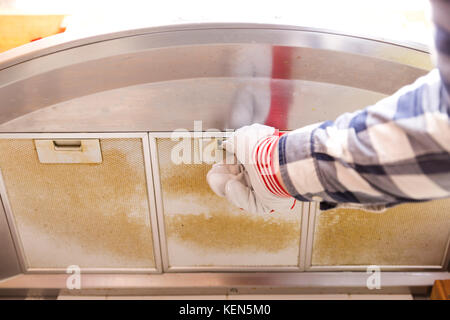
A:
[{"xmin": 0, "ymin": 23, "xmax": 448, "ymax": 296}]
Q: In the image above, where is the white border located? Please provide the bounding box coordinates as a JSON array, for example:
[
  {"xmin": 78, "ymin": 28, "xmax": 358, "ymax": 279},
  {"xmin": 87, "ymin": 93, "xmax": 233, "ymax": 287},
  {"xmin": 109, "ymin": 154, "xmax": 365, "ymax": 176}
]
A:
[
  {"xmin": 148, "ymin": 132, "xmax": 307, "ymax": 272},
  {"xmin": 0, "ymin": 133, "xmax": 162, "ymax": 274},
  {"xmin": 305, "ymin": 201, "xmax": 448, "ymax": 271}
]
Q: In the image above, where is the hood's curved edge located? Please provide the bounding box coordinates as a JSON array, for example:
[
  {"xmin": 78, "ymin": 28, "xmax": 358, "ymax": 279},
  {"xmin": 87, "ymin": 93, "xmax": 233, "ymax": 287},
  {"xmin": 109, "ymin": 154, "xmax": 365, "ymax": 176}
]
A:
[{"xmin": 0, "ymin": 22, "xmax": 430, "ymax": 72}]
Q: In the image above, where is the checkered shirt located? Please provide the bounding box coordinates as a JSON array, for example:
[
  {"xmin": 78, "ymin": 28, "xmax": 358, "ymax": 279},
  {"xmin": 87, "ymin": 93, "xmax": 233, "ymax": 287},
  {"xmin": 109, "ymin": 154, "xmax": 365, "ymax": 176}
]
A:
[{"xmin": 278, "ymin": 0, "xmax": 450, "ymax": 208}]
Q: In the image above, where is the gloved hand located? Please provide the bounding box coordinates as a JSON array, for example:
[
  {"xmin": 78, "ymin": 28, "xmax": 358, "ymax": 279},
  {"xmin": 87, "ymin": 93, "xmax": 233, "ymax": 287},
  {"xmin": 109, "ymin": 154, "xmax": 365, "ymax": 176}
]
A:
[{"xmin": 207, "ymin": 124, "xmax": 297, "ymax": 214}]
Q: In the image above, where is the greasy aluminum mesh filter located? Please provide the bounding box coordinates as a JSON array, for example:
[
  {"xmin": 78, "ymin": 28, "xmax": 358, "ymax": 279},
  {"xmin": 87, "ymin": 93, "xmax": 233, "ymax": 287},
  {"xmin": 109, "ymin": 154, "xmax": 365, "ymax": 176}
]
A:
[
  {"xmin": 156, "ymin": 137, "xmax": 302, "ymax": 268},
  {"xmin": 0, "ymin": 138, "xmax": 155, "ymax": 270},
  {"xmin": 311, "ymin": 199, "xmax": 450, "ymax": 266}
]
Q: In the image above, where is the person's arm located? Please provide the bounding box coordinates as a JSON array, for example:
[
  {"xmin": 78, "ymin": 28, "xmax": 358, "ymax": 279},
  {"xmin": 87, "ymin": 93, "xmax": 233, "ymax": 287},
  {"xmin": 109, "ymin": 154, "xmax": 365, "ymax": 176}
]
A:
[
  {"xmin": 209, "ymin": 68, "xmax": 449, "ymax": 214},
  {"xmin": 277, "ymin": 69, "xmax": 449, "ymax": 209},
  {"xmin": 276, "ymin": 0, "xmax": 450, "ymax": 208},
  {"xmin": 208, "ymin": 0, "xmax": 450, "ymax": 214}
]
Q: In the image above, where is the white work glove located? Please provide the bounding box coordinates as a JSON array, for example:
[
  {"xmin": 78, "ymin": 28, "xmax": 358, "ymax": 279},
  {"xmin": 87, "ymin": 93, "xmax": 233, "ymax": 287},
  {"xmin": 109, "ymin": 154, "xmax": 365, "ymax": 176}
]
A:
[{"xmin": 207, "ymin": 124, "xmax": 298, "ymax": 214}]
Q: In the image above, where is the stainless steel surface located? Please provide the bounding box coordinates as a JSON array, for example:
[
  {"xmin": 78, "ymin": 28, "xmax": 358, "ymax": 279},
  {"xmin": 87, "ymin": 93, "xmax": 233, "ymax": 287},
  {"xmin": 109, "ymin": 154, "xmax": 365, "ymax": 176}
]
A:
[
  {"xmin": 445, "ymin": 236, "xmax": 450, "ymax": 271},
  {"xmin": 0, "ymin": 194, "xmax": 22, "ymax": 281},
  {"xmin": 0, "ymin": 272, "xmax": 448, "ymax": 295},
  {"xmin": 0, "ymin": 169, "xmax": 27, "ymax": 273},
  {"xmin": 0, "ymin": 23, "xmax": 431, "ymax": 70},
  {"xmin": 0, "ymin": 23, "xmax": 446, "ymax": 293},
  {"xmin": 0, "ymin": 24, "xmax": 432, "ymax": 132}
]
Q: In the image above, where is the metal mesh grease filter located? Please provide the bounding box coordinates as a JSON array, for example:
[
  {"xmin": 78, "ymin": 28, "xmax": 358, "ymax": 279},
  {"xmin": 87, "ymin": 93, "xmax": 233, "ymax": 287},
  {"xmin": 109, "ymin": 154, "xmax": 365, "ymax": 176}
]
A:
[
  {"xmin": 157, "ymin": 137, "xmax": 302, "ymax": 267},
  {"xmin": 312, "ymin": 199, "xmax": 450, "ymax": 266},
  {"xmin": 0, "ymin": 138, "xmax": 155, "ymax": 270}
]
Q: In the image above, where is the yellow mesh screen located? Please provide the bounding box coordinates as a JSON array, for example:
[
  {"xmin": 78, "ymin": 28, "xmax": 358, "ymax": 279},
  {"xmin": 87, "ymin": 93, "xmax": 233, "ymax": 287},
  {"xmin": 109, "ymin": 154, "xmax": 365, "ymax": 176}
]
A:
[
  {"xmin": 0, "ymin": 138, "xmax": 155, "ymax": 269},
  {"xmin": 312, "ymin": 199, "xmax": 450, "ymax": 266},
  {"xmin": 157, "ymin": 137, "xmax": 302, "ymax": 267}
]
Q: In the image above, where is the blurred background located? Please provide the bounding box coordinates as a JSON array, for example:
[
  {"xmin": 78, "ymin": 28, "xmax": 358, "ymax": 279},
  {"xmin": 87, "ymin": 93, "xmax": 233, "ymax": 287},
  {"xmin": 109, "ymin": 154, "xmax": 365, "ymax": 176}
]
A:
[{"xmin": 0, "ymin": 0, "xmax": 434, "ymax": 53}]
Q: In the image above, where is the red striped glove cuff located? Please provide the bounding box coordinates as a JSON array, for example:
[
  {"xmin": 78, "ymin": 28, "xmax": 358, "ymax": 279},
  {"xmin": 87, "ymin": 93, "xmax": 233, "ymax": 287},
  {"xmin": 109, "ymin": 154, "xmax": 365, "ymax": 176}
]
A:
[{"xmin": 253, "ymin": 132, "xmax": 291, "ymax": 198}]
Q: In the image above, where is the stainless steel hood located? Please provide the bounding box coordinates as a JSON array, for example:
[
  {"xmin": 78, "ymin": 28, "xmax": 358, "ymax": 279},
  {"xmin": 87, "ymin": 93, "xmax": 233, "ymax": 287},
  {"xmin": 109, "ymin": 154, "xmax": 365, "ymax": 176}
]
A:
[
  {"xmin": 0, "ymin": 23, "xmax": 431, "ymax": 132},
  {"xmin": 0, "ymin": 23, "xmax": 448, "ymax": 297}
]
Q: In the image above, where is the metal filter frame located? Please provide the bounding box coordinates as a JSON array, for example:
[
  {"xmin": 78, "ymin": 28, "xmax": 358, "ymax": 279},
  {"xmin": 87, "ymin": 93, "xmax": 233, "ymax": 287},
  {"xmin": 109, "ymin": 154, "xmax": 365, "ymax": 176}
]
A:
[
  {"xmin": 305, "ymin": 202, "xmax": 450, "ymax": 272},
  {"xmin": 0, "ymin": 132, "xmax": 163, "ymax": 274},
  {"xmin": 148, "ymin": 132, "xmax": 310, "ymax": 272}
]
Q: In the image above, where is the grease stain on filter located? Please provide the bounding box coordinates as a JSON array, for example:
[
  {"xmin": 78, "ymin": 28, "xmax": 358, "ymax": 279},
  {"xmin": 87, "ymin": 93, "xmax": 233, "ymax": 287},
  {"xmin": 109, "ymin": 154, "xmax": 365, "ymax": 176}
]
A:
[
  {"xmin": 166, "ymin": 211, "xmax": 299, "ymax": 253},
  {"xmin": 161, "ymin": 164, "xmax": 300, "ymax": 252},
  {"xmin": 0, "ymin": 138, "xmax": 155, "ymax": 269},
  {"xmin": 157, "ymin": 138, "xmax": 302, "ymax": 267},
  {"xmin": 312, "ymin": 199, "xmax": 450, "ymax": 266}
]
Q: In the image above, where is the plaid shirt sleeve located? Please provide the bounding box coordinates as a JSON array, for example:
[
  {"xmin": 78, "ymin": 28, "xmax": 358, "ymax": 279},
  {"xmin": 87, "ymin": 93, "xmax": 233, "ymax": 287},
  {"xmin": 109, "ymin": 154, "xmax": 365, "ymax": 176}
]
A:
[{"xmin": 278, "ymin": 0, "xmax": 450, "ymax": 208}]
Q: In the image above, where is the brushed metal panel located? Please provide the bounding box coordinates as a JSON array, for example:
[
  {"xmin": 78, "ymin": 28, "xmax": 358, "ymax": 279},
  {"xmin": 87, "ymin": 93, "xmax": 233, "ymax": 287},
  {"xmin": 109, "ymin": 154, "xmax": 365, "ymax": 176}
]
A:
[
  {"xmin": 0, "ymin": 137, "xmax": 157, "ymax": 271},
  {"xmin": 1, "ymin": 272, "xmax": 449, "ymax": 295},
  {"xmin": 309, "ymin": 199, "xmax": 450, "ymax": 269},
  {"xmin": 0, "ymin": 78, "xmax": 386, "ymax": 133},
  {"xmin": 155, "ymin": 136, "xmax": 303, "ymax": 270},
  {"xmin": 0, "ymin": 24, "xmax": 431, "ymax": 71},
  {"xmin": 0, "ymin": 25, "xmax": 431, "ymax": 132},
  {"xmin": 0, "ymin": 195, "xmax": 21, "ymax": 280}
]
